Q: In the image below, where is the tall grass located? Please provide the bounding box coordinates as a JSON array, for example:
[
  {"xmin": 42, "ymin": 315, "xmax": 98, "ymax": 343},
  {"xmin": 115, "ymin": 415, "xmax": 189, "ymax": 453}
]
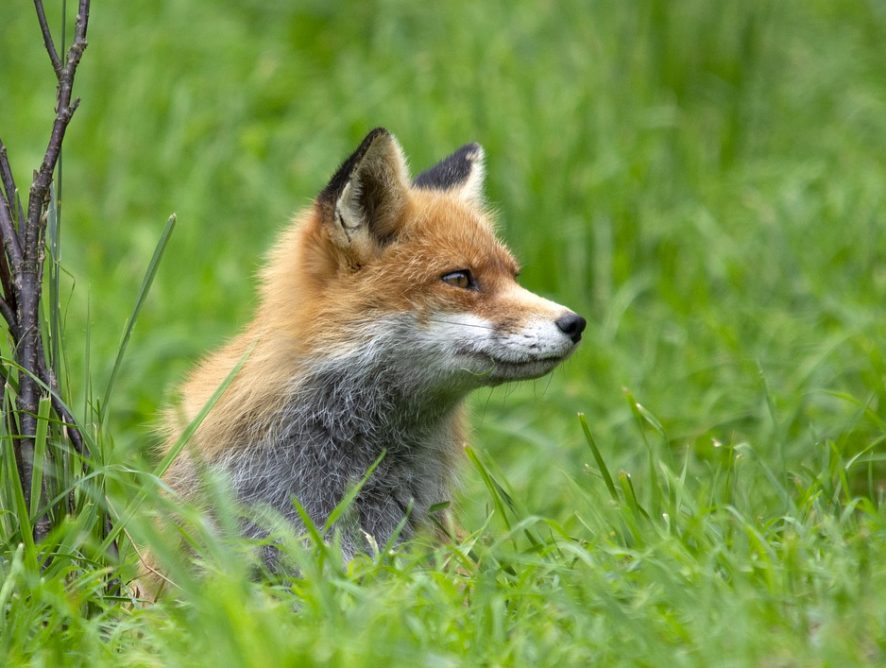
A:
[{"xmin": 1, "ymin": 0, "xmax": 885, "ymax": 664}]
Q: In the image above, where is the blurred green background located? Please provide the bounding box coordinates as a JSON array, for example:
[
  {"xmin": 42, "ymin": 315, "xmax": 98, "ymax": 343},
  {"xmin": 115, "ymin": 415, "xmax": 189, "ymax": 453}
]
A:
[
  {"xmin": 1, "ymin": 0, "xmax": 885, "ymax": 517},
  {"xmin": 3, "ymin": 2, "xmax": 886, "ymax": 664}
]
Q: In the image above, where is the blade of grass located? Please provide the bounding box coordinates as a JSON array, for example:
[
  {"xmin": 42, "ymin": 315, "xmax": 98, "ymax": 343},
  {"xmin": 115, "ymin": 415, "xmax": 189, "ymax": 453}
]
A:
[
  {"xmin": 617, "ymin": 471, "xmax": 647, "ymax": 547},
  {"xmin": 154, "ymin": 345, "xmax": 252, "ymax": 478},
  {"xmin": 322, "ymin": 449, "xmax": 386, "ymax": 533},
  {"xmin": 99, "ymin": 213, "xmax": 176, "ymax": 426},
  {"xmin": 578, "ymin": 412, "xmax": 618, "ymax": 502},
  {"xmin": 82, "ymin": 294, "xmax": 91, "ymax": 430},
  {"xmin": 380, "ymin": 498, "xmax": 415, "ymax": 555},
  {"xmin": 624, "ymin": 388, "xmax": 663, "ymax": 505},
  {"xmin": 0, "ymin": 543, "xmax": 25, "ymax": 612},
  {"xmin": 757, "ymin": 362, "xmax": 787, "ymax": 485},
  {"xmin": 465, "ymin": 445, "xmax": 512, "ymax": 533},
  {"xmin": 618, "ymin": 471, "xmax": 650, "ymax": 521},
  {"xmin": 28, "ymin": 395, "xmax": 52, "ymax": 523},
  {"xmin": 99, "ymin": 341, "xmax": 252, "ymax": 554},
  {"xmin": 465, "ymin": 446, "xmax": 544, "ymax": 549},
  {"xmin": 291, "ymin": 495, "xmax": 333, "ymax": 562},
  {"xmin": 2, "ymin": 426, "xmax": 38, "ymax": 570}
]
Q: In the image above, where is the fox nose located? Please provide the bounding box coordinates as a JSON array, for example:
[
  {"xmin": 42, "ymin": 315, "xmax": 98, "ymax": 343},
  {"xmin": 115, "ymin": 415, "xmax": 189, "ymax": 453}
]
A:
[{"xmin": 555, "ymin": 313, "xmax": 587, "ymax": 344}]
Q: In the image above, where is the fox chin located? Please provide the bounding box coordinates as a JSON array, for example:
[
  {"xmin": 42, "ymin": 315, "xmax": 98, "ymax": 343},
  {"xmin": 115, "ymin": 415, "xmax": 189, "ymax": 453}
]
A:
[{"xmin": 139, "ymin": 128, "xmax": 584, "ymax": 597}]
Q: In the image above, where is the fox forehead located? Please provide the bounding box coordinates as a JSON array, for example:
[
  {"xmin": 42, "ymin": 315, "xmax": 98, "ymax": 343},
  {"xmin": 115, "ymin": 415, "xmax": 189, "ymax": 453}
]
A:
[{"xmin": 380, "ymin": 191, "xmax": 520, "ymax": 280}]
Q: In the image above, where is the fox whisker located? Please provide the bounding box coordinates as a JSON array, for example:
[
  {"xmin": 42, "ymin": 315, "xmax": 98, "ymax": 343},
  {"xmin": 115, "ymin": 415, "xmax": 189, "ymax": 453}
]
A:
[{"xmin": 425, "ymin": 317, "xmax": 495, "ymax": 331}]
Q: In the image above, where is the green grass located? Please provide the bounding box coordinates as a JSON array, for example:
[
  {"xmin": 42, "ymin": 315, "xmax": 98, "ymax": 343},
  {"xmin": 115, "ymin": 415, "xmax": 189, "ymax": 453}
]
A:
[{"xmin": 2, "ymin": 0, "xmax": 886, "ymax": 665}]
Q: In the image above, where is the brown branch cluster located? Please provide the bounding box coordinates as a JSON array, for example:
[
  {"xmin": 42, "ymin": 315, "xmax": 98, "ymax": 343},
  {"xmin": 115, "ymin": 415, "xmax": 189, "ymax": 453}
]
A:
[{"xmin": 0, "ymin": 0, "xmax": 91, "ymax": 541}]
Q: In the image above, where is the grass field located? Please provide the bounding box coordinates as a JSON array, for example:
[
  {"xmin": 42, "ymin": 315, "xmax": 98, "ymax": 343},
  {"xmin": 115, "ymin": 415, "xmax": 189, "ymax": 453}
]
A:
[{"xmin": 2, "ymin": 0, "xmax": 886, "ymax": 665}]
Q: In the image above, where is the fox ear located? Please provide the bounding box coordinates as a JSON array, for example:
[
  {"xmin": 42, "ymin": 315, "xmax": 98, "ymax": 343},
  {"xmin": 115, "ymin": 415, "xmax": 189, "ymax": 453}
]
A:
[
  {"xmin": 413, "ymin": 142, "xmax": 485, "ymax": 204},
  {"xmin": 317, "ymin": 128, "xmax": 410, "ymax": 256}
]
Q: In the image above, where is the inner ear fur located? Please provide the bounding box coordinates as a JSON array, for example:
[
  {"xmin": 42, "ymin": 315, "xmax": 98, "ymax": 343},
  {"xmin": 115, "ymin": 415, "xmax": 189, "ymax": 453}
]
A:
[{"xmin": 316, "ymin": 128, "xmax": 410, "ymax": 258}]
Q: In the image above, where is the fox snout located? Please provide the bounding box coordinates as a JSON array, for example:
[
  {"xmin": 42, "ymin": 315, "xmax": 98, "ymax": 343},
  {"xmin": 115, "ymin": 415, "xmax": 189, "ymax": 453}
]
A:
[{"xmin": 555, "ymin": 312, "xmax": 586, "ymax": 344}]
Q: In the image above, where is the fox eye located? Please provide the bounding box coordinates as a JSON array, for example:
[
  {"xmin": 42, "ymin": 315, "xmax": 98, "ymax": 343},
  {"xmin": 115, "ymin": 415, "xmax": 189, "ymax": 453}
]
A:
[{"xmin": 441, "ymin": 270, "xmax": 477, "ymax": 290}]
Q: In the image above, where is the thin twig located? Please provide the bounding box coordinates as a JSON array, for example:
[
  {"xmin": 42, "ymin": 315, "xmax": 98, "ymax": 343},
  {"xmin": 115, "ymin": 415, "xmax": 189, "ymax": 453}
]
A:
[
  {"xmin": 0, "ymin": 298, "xmax": 17, "ymax": 334},
  {"xmin": 0, "ymin": 141, "xmax": 18, "ymax": 208},
  {"xmin": 0, "ymin": 141, "xmax": 20, "ymax": 220},
  {"xmin": 0, "ymin": 245, "xmax": 17, "ymax": 315},
  {"xmin": 0, "ymin": 141, "xmax": 25, "ymax": 273},
  {"xmin": 0, "ymin": 200, "xmax": 22, "ymax": 294},
  {"xmin": 33, "ymin": 0, "xmax": 63, "ymax": 77},
  {"xmin": 34, "ymin": 347, "xmax": 85, "ymax": 456},
  {"xmin": 0, "ymin": 141, "xmax": 27, "ymax": 240},
  {"xmin": 26, "ymin": 1, "xmax": 89, "ymax": 253}
]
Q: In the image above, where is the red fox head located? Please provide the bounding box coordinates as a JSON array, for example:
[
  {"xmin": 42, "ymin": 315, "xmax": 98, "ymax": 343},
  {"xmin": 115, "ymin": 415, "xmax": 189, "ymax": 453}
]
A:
[{"xmin": 262, "ymin": 128, "xmax": 585, "ymax": 395}]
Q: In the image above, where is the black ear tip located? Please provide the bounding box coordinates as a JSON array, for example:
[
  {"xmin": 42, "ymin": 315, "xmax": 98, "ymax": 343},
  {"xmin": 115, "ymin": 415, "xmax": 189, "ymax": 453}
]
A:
[
  {"xmin": 413, "ymin": 141, "xmax": 486, "ymax": 191},
  {"xmin": 455, "ymin": 142, "xmax": 484, "ymax": 165},
  {"xmin": 464, "ymin": 142, "xmax": 483, "ymax": 156},
  {"xmin": 318, "ymin": 128, "xmax": 396, "ymax": 205},
  {"xmin": 364, "ymin": 127, "xmax": 392, "ymax": 143}
]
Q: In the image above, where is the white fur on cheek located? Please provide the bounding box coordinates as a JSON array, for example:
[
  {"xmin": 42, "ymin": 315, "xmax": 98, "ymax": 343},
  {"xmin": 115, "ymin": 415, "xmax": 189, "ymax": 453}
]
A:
[
  {"xmin": 419, "ymin": 312, "xmax": 496, "ymax": 375},
  {"xmin": 424, "ymin": 312, "xmax": 495, "ymax": 345}
]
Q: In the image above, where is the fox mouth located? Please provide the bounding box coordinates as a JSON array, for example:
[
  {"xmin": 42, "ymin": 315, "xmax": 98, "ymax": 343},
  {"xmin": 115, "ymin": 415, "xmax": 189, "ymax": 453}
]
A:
[
  {"xmin": 458, "ymin": 350, "xmax": 568, "ymax": 382},
  {"xmin": 489, "ymin": 356, "xmax": 564, "ymax": 380}
]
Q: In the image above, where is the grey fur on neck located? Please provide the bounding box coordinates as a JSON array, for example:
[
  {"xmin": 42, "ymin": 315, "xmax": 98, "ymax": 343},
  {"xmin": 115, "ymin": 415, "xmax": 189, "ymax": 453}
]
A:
[{"xmin": 169, "ymin": 335, "xmax": 466, "ymax": 562}]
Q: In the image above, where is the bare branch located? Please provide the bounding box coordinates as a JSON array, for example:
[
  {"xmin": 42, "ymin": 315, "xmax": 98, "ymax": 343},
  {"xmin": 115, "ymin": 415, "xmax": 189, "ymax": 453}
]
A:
[
  {"xmin": 0, "ymin": 298, "xmax": 17, "ymax": 334},
  {"xmin": 0, "ymin": 320, "xmax": 87, "ymax": 458},
  {"xmin": 0, "ymin": 250, "xmax": 16, "ymax": 314},
  {"xmin": 34, "ymin": 344, "xmax": 85, "ymax": 456},
  {"xmin": 0, "ymin": 145, "xmax": 20, "ymax": 308},
  {"xmin": 0, "ymin": 142, "xmax": 24, "ymax": 273},
  {"xmin": 34, "ymin": 0, "xmax": 62, "ymax": 77},
  {"xmin": 26, "ymin": 1, "xmax": 89, "ymax": 254},
  {"xmin": 26, "ymin": 101, "xmax": 82, "ymax": 256},
  {"xmin": 54, "ymin": 395, "xmax": 85, "ymax": 455},
  {"xmin": 0, "ymin": 140, "xmax": 20, "ymax": 216},
  {"xmin": 10, "ymin": 0, "xmax": 92, "ymax": 542},
  {"xmin": 0, "ymin": 148, "xmax": 26, "ymax": 240},
  {"xmin": 0, "ymin": 201, "xmax": 23, "ymax": 281},
  {"xmin": 0, "ymin": 0, "xmax": 96, "ymax": 549},
  {"xmin": 75, "ymin": 0, "xmax": 90, "ymax": 42}
]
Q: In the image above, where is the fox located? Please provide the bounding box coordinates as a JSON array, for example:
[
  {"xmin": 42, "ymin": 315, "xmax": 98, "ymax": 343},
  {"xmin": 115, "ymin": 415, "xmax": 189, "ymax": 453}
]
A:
[{"xmin": 150, "ymin": 128, "xmax": 585, "ymax": 587}]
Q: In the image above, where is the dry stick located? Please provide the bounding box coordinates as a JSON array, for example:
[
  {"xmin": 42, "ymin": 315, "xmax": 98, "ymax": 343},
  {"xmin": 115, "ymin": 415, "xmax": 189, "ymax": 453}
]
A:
[
  {"xmin": 26, "ymin": 0, "xmax": 90, "ymax": 249},
  {"xmin": 0, "ymin": 143, "xmax": 24, "ymax": 275},
  {"xmin": 35, "ymin": 340, "xmax": 85, "ymax": 456},
  {"xmin": 0, "ymin": 291, "xmax": 82, "ymax": 457},
  {"xmin": 33, "ymin": 0, "xmax": 63, "ymax": 76},
  {"xmin": 0, "ymin": 141, "xmax": 27, "ymax": 242},
  {"xmin": 0, "ymin": 299, "xmax": 16, "ymax": 334},
  {"xmin": 0, "ymin": 142, "xmax": 22, "ymax": 219},
  {"xmin": 0, "ymin": 148, "xmax": 27, "ymax": 491},
  {"xmin": 0, "ymin": 294, "xmax": 85, "ymax": 502},
  {"xmin": 14, "ymin": 0, "xmax": 91, "ymax": 541},
  {"xmin": 0, "ymin": 198, "xmax": 21, "ymax": 313},
  {"xmin": 0, "ymin": 249, "xmax": 16, "ymax": 316}
]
